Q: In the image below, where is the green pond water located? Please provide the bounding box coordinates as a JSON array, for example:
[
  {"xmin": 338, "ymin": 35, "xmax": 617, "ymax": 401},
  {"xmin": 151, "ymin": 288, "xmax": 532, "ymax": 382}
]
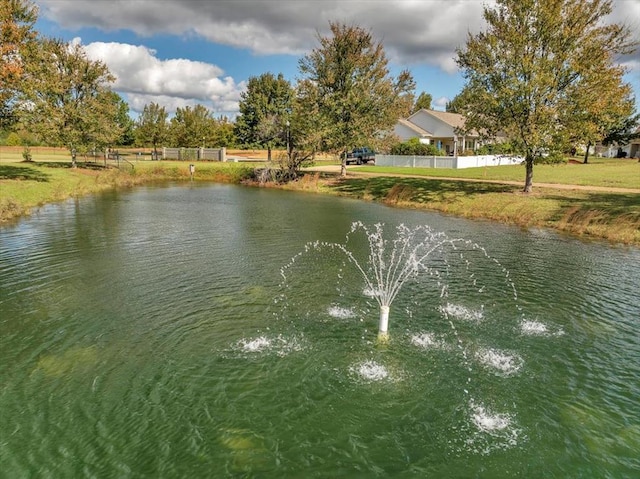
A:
[{"xmin": 1, "ymin": 183, "xmax": 639, "ymax": 478}]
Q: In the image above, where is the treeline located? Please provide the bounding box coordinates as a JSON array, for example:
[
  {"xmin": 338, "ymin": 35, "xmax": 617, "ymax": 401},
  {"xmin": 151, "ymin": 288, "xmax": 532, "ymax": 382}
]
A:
[
  {"xmin": 2, "ymin": 2, "xmax": 415, "ymax": 177},
  {"xmin": 2, "ymin": 0, "xmax": 638, "ymax": 186}
]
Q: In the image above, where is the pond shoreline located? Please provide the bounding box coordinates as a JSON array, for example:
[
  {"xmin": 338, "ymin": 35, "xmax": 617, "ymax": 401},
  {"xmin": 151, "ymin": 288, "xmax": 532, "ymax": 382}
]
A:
[{"xmin": 1, "ymin": 161, "xmax": 638, "ymax": 246}]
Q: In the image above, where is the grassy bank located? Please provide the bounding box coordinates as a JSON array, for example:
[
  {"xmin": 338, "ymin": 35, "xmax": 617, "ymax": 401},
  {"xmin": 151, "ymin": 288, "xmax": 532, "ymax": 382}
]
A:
[
  {"xmin": 1, "ymin": 154, "xmax": 638, "ymax": 245},
  {"xmin": 314, "ymin": 174, "xmax": 639, "ymax": 245},
  {"xmin": 0, "ymin": 160, "xmax": 255, "ymax": 223}
]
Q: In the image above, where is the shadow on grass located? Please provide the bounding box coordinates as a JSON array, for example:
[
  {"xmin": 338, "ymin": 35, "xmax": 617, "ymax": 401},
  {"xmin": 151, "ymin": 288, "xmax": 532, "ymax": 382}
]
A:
[
  {"xmin": 330, "ymin": 176, "xmax": 518, "ymax": 203},
  {"xmin": 0, "ymin": 163, "xmax": 50, "ymax": 182},
  {"xmin": 33, "ymin": 160, "xmax": 107, "ymax": 170},
  {"xmin": 0, "ymin": 161, "xmax": 109, "ymax": 182}
]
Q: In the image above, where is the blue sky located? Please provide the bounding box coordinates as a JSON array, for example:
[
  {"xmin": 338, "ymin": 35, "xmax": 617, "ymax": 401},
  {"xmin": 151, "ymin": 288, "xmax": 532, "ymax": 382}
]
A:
[{"xmin": 35, "ymin": 0, "xmax": 639, "ymax": 119}]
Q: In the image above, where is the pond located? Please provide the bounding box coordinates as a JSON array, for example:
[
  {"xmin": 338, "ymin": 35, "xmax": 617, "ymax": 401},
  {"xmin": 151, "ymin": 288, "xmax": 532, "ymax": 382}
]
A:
[{"xmin": 1, "ymin": 183, "xmax": 639, "ymax": 477}]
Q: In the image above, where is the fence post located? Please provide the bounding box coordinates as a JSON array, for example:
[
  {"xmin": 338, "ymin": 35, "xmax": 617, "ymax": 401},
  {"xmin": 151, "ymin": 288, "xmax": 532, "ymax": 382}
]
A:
[{"xmin": 221, "ymin": 147, "xmax": 226, "ymax": 162}]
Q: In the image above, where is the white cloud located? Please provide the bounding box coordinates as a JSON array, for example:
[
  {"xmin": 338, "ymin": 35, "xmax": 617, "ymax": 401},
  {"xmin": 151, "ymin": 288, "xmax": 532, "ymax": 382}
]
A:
[
  {"xmin": 433, "ymin": 96, "xmax": 450, "ymax": 110},
  {"xmin": 40, "ymin": 0, "xmax": 488, "ymax": 74},
  {"xmin": 42, "ymin": 0, "xmax": 639, "ymax": 114},
  {"xmin": 76, "ymin": 39, "xmax": 245, "ymax": 115}
]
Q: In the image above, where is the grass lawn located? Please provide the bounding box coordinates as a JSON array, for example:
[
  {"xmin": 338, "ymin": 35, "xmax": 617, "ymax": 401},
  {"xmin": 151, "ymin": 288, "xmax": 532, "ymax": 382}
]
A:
[{"xmin": 357, "ymin": 157, "xmax": 640, "ymax": 190}]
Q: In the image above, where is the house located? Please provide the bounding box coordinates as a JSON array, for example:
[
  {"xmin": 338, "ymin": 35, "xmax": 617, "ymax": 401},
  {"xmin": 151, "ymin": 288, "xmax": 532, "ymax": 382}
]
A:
[
  {"xmin": 595, "ymin": 127, "xmax": 640, "ymax": 159},
  {"xmin": 393, "ymin": 109, "xmax": 481, "ymax": 155}
]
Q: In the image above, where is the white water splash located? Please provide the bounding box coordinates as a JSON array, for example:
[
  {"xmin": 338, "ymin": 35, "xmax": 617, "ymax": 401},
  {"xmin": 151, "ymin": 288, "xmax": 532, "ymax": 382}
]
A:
[
  {"xmin": 411, "ymin": 332, "xmax": 446, "ymax": 350},
  {"xmin": 476, "ymin": 348, "xmax": 523, "ymax": 376},
  {"xmin": 237, "ymin": 335, "xmax": 304, "ymax": 356},
  {"xmin": 459, "ymin": 402, "xmax": 525, "ymax": 455},
  {"xmin": 440, "ymin": 303, "xmax": 484, "ymax": 323},
  {"xmin": 521, "ymin": 319, "xmax": 548, "ymax": 335},
  {"xmin": 240, "ymin": 336, "xmax": 271, "ymax": 352},
  {"xmin": 350, "ymin": 360, "xmax": 389, "ymax": 381},
  {"xmin": 327, "ymin": 305, "xmax": 357, "ymax": 319},
  {"xmin": 520, "ymin": 319, "xmax": 564, "ymax": 337},
  {"xmin": 471, "ymin": 404, "xmax": 511, "ymax": 433}
]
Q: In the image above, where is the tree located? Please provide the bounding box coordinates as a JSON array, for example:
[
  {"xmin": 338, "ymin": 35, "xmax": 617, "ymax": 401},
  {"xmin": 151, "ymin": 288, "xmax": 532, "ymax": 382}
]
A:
[
  {"xmin": 134, "ymin": 102, "xmax": 169, "ymax": 157},
  {"xmin": 602, "ymin": 112, "xmax": 640, "ymax": 149},
  {"xmin": 298, "ymin": 21, "xmax": 415, "ymax": 176},
  {"xmin": 210, "ymin": 116, "xmax": 237, "ymax": 148},
  {"xmin": 0, "ymin": 0, "xmax": 38, "ymax": 128},
  {"xmin": 21, "ymin": 38, "xmax": 121, "ymax": 166},
  {"xmin": 413, "ymin": 92, "xmax": 432, "ymax": 112},
  {"xmin": 445, "ymin": 92, "xmax": 469, "ymax": 114},
  {"xmin": 234, "ymin": 73, "xmax": 293, "ymax": 161},
  {"xmin": 169, "ymin": 104, "xmax": 217, "ymax": 148},
  {"xmin": 108, "ymin": 91, "xmax": 135, "ymax": 146},
  {"xmin": 456, "ymin": 0, "xmax": 636, "ymax": 192}
]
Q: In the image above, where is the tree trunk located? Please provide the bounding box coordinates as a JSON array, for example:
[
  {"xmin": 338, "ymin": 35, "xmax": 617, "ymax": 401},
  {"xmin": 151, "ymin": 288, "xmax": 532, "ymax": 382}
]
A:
[
  {"xmin": 341, "ymin": 151, "xmax": 347, "ymax": 177},
  {"xmin": 523, "ymin": 155, "xmax": 534, "ymax": 193},
  {"xmin": 583, "ymin": 141, "xmax": 591, "ymax": 164},
  {"xmin": 267, "ymin": 147, "xmax": 272, "ymax": 162}
]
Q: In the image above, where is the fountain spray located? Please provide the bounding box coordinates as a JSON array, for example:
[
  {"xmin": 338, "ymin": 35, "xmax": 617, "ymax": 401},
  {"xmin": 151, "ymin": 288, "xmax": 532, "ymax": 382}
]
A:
[{"xmin": 339, "ymin": 222, "xmax": 454, "ymax": 342}]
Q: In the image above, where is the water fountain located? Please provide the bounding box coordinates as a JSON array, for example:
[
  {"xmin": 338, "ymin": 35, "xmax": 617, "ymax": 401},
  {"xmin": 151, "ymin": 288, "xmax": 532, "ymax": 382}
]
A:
[{"xmin": 282, "ymin": 221, "xmax": 495, "ymax": 342}]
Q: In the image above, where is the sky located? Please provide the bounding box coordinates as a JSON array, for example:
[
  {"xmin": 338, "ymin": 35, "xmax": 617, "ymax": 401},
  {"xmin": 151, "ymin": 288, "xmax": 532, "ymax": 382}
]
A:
[{"xmin": 34, "ymin": 0, "xmax": 640, "ymax": 119}]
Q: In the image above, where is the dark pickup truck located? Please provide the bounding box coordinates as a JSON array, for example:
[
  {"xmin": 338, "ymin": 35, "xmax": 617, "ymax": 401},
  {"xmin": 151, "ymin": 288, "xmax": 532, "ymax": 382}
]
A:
[{"xmin": 346, "ymin": 147, "xmax": 375, "ymax": 165}]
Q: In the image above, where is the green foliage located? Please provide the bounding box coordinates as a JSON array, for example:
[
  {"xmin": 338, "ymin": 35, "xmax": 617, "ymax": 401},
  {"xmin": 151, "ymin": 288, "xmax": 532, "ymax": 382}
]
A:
[
  {"xmin": 445, "ymin": 91, "xmax": 470, "ymax": 114},
  {"xmin": 20, "ymin": 38, "xmax": 121, "ymax": 160},
  {"xmin": 475, "ymin": 141, "xmax": 518, "ymax": 155},
  {"xmin": 602, "ymin": 113, "xmax": 640, "ymax": 146},
  {"xmin": 536, "ymin": 151, "xmax": 566, "ymax": 164},
  {"xmin": 134, "ymin": 102, "xmax": 169, "ymax": 153},
  {"xmin": 455, "ymin": 0, "xmax": 637, "ymax": 192},
  {"xmin": 413, "ymin": 92, "xmax": 432, "ymax": 112},
  {"xmin": 298, "ymin": 21, "xmax": 415, "ymax": 173},
  {"xmin": 390, "ymin": 138, "xmax": 444, "ymax": 156},
  {"xmin": 0, "ymin": 0, "xmax": 38, "ymax": 129},
  {"xmin": 108, "ymin": 92, "xmax": 135, "ymax": 146},
  {"xmin": 170, "ymin": 104, "xmax": 214, "ymax": 147},
  {"xmin": 5, "ymin": 132, "xmax": 21, "ymax": 146},
  {"xmin": 234, "ymin": 73, "xmax": 293, "ymax": 159}
]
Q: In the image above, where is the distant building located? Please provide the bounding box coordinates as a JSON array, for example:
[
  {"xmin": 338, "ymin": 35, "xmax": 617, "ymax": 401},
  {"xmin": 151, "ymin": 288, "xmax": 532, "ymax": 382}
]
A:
[{"xmin": 393, "ymin": 109, "xmax": 481, "ymax": 155}]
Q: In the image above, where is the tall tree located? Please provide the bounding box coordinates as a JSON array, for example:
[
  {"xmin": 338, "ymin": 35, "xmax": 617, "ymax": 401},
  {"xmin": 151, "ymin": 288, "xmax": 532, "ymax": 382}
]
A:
[
  {"xmin": 413, "ymin": 92, "xmax": 433, "ymax": 113},
  {"xmin": 134, "ymin": 102, "xmax": 169, "ymax": 157},
  {"xmin": 298, "ymin": 22, "xmax": 415, "ymax": 176},
  {"xmin": 456, "ymin": 0, "xmax": 636, "ymax": 192},
  {"xmin": 169, "ymin": 104, "xmax": 216, "ymax": 148},
  {"xmin": 602, "ymin": 112, "xmax": 640, "ymax": 149},
  {"xmin": 445, "ymin": 91, "xmax": 469, "ymax": 114},
  {"xmin": 0, "ymin": 0, "xmax": 38, "ymax": 128},
  {"xmin": 21, "ymin": 38, "xmax": 121, "ymax": 166},
  {"xmin": 108, "ymin": 91, "xmax": 135, "ymax": 146},
  {"xmin": 234, "ymin": 72, "xmax": 293, "ymax": 161},
  {"xmin": 210, "ymin": 116, "xmax": 237, "ymax": 148}
]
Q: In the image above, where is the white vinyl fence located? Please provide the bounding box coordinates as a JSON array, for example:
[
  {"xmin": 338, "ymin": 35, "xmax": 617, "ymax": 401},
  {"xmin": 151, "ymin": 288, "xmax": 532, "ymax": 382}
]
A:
[{"xmin": 375, "ymin": 154, "xmax": 523, "ymax": 169}]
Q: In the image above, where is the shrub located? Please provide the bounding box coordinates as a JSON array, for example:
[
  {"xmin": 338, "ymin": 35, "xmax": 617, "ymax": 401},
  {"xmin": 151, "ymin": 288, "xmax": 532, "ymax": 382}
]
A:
[
  {"xmin": 475, "ymin": 141, "xmax": 518, "ymax": 155},
  {"xmin": 536, "ymin": 150, "xmax": 566, "ymax": 164},
  {"xmin": 390, "ymin": 138, "xmax": 445, "ymax": 156},
  {"xmin": 6, "ymin": 132, "xmax": 22, "ymax": 146}
]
